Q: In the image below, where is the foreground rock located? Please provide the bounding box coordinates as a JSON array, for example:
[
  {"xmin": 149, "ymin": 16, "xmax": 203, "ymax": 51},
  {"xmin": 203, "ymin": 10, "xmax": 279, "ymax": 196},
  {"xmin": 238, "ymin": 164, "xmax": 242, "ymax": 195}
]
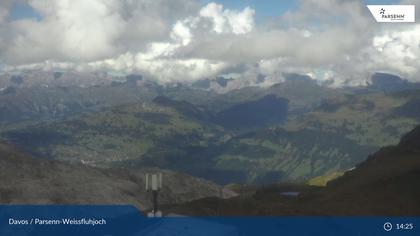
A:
[{"xmin": 0, "ymin": 142, "xmax": 236, "ymax": 210}]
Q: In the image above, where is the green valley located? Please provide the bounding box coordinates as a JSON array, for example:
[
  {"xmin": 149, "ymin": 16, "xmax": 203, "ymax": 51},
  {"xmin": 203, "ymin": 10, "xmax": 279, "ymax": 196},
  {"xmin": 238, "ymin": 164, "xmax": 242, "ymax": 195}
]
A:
[{"xmin": 2, "ymin": 79, "xmax": 419, "ymax": 185}]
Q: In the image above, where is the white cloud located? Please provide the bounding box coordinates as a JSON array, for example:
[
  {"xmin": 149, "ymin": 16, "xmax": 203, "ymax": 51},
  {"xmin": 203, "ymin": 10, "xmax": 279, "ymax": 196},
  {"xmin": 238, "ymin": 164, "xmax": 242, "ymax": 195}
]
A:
[
  {"xmin": 0, "ymin": 0, "xmax": 199, "ymax": 65},
  {"xmin": 369, "ymin": 24, "xmax": 420, "ymax": 78},
  {"xmin": 0, "ymin": 0, "xmax": 419, "ymax": 86},
  {"xmin": 199, "ymin": 3, "xmax": 254, "ymax": 34}
]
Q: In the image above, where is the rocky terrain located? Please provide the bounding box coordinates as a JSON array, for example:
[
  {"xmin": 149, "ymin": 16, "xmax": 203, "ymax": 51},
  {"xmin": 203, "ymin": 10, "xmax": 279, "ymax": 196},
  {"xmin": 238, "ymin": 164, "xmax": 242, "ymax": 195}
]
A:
[{"xmin": 0, "ymin": 141, "xmax": 236, "ymax": 211}]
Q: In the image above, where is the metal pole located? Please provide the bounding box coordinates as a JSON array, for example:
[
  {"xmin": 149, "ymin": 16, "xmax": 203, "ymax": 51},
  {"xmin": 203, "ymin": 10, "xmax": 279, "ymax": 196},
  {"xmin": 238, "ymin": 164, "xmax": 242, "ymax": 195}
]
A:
[
  {"xmin": 146, "ymin": 172, "xmax": 162, "ymax": 217},
  {"xmin": 153, "ymin": 190, "xmax": 158, "ymax": 215}
]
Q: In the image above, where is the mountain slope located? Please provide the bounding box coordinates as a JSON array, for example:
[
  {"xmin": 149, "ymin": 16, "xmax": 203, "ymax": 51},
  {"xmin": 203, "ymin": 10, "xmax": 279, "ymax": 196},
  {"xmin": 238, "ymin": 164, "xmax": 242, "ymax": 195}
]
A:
[
  {"xmin": 0, "ymin": 141, "xmax": 236, "ymax": 210},
  {"xmin": 321, "ymin": 126, "xmax": 420, "ymax": 215},
  {"xmin": 153, "ymin": 96, "xmax": 213, "ymax": 122},
  {"xmin": 2, "ymin": 99, "xmax": 225, "ymax": 167},
  {"xmin": 284, "ymin": 92, "xmax": 418, "ymax": 147},
  {"xmin": 392, "ymin": 98, "xmax": 420, "ymax": 120},
  {"xmin": 0, "ymin": 82, "xmax": 160, "ymax": 127},
  {"xmin": 214, "ymin": 95, "xmax": 288, "ymax": 131},
  {"xmin": 164, "ymin": 125, "xmax": 420, "ymax": 216},
  {"xmin": 368, "ymin": 72, "xmax": 420, "ymax": 92},
  {"xmin": 210, "ymin": 127, "xmax": 373, "ymax": 184},
  {"xmin": 200, "ymin": 74, "xmax": 336, "ymax": 114}
]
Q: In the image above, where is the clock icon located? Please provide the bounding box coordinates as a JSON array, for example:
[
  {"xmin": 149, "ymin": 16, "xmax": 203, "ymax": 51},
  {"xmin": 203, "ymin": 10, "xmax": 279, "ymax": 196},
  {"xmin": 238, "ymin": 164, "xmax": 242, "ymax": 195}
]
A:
[{"xmin": 384, "ymin": 222, "xmax": 393, "ymax": 232}]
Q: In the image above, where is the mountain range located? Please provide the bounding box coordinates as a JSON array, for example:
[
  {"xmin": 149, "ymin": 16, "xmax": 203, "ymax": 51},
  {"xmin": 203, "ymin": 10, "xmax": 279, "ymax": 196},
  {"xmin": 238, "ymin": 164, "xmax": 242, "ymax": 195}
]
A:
[{"xmin": 1, "ymin": 71, "xmax": 419, "ymax": 186}]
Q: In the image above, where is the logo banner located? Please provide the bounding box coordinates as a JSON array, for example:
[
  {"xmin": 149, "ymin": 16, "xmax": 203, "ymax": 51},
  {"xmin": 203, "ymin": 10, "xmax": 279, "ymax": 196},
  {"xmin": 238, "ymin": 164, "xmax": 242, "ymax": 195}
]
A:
[{"xmin": 367, "ymin": 5, "xmax": 415, "ymax": 23}]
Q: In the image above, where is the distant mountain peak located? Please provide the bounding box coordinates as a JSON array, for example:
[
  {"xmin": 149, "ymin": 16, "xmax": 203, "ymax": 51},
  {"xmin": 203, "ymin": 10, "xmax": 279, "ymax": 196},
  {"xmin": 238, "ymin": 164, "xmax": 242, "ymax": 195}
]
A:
[{"xmin": 368, "ymin": 72, "xmax": 420, "ymax": 92}]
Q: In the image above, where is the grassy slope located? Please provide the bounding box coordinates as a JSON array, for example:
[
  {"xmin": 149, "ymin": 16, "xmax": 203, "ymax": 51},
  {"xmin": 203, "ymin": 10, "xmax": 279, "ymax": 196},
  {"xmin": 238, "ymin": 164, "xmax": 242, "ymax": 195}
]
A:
[
  {"xmin": 213, "ymin": 127, "xmax": 373, "ymax": 183},
  {"xmin": 0, "ymin": 83, "xmax": 159, "ymax": 126},
  {"xmin": 3, "ymin": 101, "xmax": 225, "ymax": 167},
  {"xmin": 307, "ymin": 171, "xmax": 344, "ymax": 186},
  {"xmin": 284, "ymin": 92, "xmax": 418, "ymax": 147},
  {"xmin": 212, "ymin": 91, "xmax": 418, "ymax": 183}
]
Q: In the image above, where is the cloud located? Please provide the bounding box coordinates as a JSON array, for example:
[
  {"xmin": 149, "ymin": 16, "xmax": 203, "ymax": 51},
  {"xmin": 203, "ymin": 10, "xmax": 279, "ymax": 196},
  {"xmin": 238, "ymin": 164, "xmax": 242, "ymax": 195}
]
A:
[
  {"xmin": 1, "ymin": 0, "xmax": 199, "ymax": 64},
  {"xmin": 2, "ymin": 1, "xmax": 249, "ymax": 82},
  {"xmin": 0, "ymin": 0, "xmax": 419, "ymax": 86},
  {"xmin": 199, "ymin": 2, "xmax": 255, "ymax": 34},
  {"xmin": 0, "ymin": 1, "xmax": 12, "ymax": 23},
  {"xmin": 369, "ymin": 24, "xmax": 420, "ymax": 78}
]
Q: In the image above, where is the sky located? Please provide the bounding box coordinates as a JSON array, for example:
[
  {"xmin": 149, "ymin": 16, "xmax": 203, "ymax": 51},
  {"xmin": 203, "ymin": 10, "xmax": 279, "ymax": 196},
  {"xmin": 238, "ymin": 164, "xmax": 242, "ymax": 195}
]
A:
[
  {"xmin": 9, "ymin": 0, "xmax": 401, "ymax": 23},
  {"xmin": 0, "ymin": 0, "xmax": 419, "ymax": 87},
  {"xmin": 200, "ymin": 0, "xmax": 401, "ymax": 23}
]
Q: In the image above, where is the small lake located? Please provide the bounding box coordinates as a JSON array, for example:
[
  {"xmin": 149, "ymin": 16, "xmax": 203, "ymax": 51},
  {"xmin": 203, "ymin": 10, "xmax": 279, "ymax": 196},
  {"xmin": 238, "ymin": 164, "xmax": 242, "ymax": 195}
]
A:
[{"xmin": 280, "ymin": 192, "xmax": 300, "ymax": 197}]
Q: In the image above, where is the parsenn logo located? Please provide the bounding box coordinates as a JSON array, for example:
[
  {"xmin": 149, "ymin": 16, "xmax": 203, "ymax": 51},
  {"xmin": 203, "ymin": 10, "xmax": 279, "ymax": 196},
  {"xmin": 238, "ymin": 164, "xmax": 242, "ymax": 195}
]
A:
[
  {"xmin": 367, "ymin": 5, "xmax": 415, "ymax": 23},
  {"xmin": 380, "ymin": 8, "xmax": 386, "ymax": 15},
  {"xmin": 379, "ymin": 7, "xmax": 405, "ymax": 21}
]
